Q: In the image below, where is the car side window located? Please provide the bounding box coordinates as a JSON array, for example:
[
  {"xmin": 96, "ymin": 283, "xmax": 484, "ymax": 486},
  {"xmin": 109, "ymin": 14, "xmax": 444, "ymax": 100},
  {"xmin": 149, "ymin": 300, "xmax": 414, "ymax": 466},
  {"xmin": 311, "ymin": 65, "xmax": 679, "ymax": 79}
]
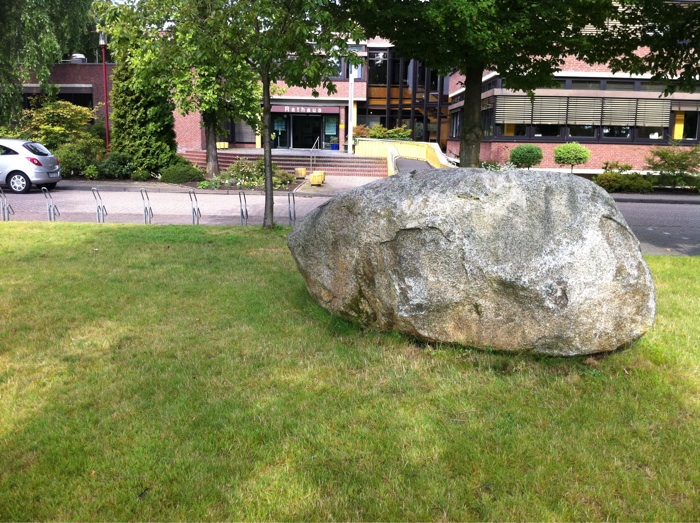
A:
[{"xmin": 0, "ymin": 145, "xmax": 19, "ymax": 155}]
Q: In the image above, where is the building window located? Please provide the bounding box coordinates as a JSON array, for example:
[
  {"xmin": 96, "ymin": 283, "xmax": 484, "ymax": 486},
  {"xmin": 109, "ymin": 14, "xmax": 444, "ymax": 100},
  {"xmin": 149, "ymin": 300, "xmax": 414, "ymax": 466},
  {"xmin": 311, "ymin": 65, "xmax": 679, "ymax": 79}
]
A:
[
  {"xmin": 368, "ymin": 51, "xmax": 387, "ymax": 85},
  {"xmin": 569, "ymin": 124, "xmax": 597, "ymax": 138},
  {"xmin": 533, "ymin": 124, "xmax": 561, "ymax": 137},
  {"xmin": 602, "ymin": 126, "xmax": 632, "ymax": 138},
  {"xmin": 450, "ymin": 110, "xmax": 462, "ymax": 139},
  {"xmin": 571, "ymin": 80, "xmax": 601, "ymax": 90},
  {"xmin": 675, "ymin": 111, "xmax": 699, "ymax": 140},
  {"xmin": 605, "ymin": 81, "xmax": 635, "ymax": 91},
  {"xmin": 637, "ymin": 127, "xmax": 664, "ymax": 140}
]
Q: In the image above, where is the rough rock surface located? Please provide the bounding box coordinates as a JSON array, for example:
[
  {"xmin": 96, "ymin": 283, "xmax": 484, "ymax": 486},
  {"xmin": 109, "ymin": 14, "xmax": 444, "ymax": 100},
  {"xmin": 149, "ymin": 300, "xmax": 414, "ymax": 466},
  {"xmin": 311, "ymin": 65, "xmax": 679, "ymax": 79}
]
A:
[{"xmin": 287, "ymin": 169, "xmax": 656, "ymax": 356}]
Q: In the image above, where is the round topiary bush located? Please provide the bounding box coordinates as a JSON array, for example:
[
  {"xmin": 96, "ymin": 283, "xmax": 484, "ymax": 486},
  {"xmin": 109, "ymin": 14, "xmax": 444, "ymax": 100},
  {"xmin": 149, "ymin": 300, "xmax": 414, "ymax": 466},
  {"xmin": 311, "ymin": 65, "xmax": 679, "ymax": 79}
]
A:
[
  {"xmin": 554, "ymin": 142, "xmax": 591, "ymax": 172},
  {"xmin": 509, "ymin": 144, "xmax": 543, "ymax": 169},
  {"xmin": 160, "ymin": 162, "xmax": 205, "ymax": 184}
]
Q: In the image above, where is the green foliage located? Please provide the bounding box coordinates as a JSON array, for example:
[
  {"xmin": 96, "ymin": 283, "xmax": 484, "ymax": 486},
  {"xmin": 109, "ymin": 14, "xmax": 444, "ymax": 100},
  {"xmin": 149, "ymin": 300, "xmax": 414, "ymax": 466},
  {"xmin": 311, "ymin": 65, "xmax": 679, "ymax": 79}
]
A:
[
  {"xmin": 83, "ymin": 164, "xmax": 99, "ymax": 180},
  {"xmin": 97, "ymin": 152, "xmax": 134, "ymax": 180},
  {"xmin": 0, "ymin": 125, "xmax": 28, "ymax": 140},
  {"xmin": 367, "ymin": 124, "xmax": 413, "ymax": 140},
  {"xmin": 481, "ymin": 160, "xmax": 516, "ymax": 172},
  {"xmin": 353, "ymin": 124, "xmax": 370, "ymax": 138},
  {"xmin": 131, "ymin": 169, "xmax": 152, "ymax": 182},
  {"xmin": 594, "ymin": 172, "xmax": 654, "ymax": 193},
  {"xmin": 53, "ymin": 136, "xmax": 105, "ymax": 177},
  {"xmin": 20, "ymin": 100, "xmax": 99, "ymax": 151},
  {"xmin": 110, "ymin": 62, "xmax": 178, "ymax": 174},
  {"xmin": 509, "ymin": 144, "xmax": 543, "ymax": 169},
  {"xmin": 645, "ymin": 142, "xmax": 700, "ymax": 188},
  {"xmin": 205, "ymin": 158, "xmax": 294, "ymax": 190},
  {"xmin": 0, "ymin": 0, "xmax": 93, "ymax": 124},
  {"xmin": 553, "ymin": 142, "xmax": 591, "ymax": 171},
  {"xmin": 160, "ymin": 162, "xmax": 205, "ymax": 184}
]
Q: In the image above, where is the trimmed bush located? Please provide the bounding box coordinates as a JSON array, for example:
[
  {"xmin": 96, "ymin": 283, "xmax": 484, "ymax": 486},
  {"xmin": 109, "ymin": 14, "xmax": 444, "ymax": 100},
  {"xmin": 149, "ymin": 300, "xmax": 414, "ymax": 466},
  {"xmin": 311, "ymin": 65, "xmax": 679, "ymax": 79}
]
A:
[
  {"xmin": 509, "ymin": 144, "xmax": 543, "ymax": 169},
  {"xmin": 212, "ymin": 158, "xmax": 295, "ymax": 190},
  {"xmin": 594, "ymin": 172, "xmax": 654, "ymax": 193},
  {"xmin": 160, "ymin": 162, "xmax": 205, "ymax": 184},
  {"xmin": 554, "ymin": 142, "xmax": 591, "ymax": 172},
  {"xmin": 97, "ymin": 152, "xmax": 134, "ymax": 180},
  {"xmin": 54, "ymin": 136, "xmax": 105, "ymax": 177}
]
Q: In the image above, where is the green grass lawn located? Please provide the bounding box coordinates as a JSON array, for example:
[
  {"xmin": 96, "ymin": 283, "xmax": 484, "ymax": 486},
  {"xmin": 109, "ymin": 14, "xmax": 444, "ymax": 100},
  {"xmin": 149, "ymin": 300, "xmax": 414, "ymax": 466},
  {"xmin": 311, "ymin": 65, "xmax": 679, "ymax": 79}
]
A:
[{"xmin": 0, "ymin": 222, "xmax": 698, "ymax": 521}]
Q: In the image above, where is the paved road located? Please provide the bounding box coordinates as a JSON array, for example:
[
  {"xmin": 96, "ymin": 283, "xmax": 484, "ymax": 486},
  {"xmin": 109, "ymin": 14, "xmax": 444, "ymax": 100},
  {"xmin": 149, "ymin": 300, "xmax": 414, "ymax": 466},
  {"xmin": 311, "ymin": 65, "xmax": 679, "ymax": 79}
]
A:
[{"xmin": 1, "ymin": 177, "xmax": 698, "ymax": 256}]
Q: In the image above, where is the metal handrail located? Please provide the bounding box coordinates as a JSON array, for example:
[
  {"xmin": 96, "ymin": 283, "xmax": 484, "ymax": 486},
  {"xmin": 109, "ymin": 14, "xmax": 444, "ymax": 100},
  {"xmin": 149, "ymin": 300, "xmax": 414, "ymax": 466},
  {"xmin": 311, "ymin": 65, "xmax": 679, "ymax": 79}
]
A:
[{"xmin": 309, "ymin": 136, "xmax": 320, "ymax": 172}]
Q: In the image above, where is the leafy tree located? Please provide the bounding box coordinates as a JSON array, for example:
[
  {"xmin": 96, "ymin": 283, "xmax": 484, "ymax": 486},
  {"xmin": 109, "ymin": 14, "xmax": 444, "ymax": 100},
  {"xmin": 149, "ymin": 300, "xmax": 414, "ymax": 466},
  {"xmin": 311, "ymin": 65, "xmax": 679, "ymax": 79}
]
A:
[
  {"xmin": 98, "ymin": 0, "xmax": 263, "ymax": 177},
  {"xmin": 100, "ymin": 0, "xmax": 362, "ymax": 227},
  {"xmin": 509, "ymin": 145, "xmax": 543, "ymax": 170},
  {"xmin": 345, "ymin": 0, "xmax": 699, "ymax": 167},
  {"xmin": 221, "ymin": 0, "xmax": 363, "ymax": 227},
  {"xmin": 0, "ymin": 0, "xmax": 93, "ymax": 124},
  {"xmin": 554, "ymin": 143, "xmax": 591, "ymax": 173},
  {"xmin": 110, "ymin": 61, "xmax": 178, "ymax": 174}
]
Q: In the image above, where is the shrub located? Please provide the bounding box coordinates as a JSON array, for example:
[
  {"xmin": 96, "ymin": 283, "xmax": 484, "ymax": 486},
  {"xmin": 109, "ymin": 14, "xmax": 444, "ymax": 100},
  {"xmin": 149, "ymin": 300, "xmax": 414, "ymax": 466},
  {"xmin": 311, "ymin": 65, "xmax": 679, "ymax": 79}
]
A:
[
  {"xmin": 554, "ymin": 142, "xmax": 591, "ymax": 172},
  {"xmin": 366, "ymin": 124, "xmax": 412, "ymax": 140},
  {"xmin": 131, "ymin": 169, "xmax": 151, "ymax": 182},
  {"xmin": 594, "ymin": 172, "xmax": 653, "ymax": 193},
  {"xmin": 160, "ymin": 162, "xmax": 205, "ymax": 184},
  {"xmin": 645, "ymin": 141, "xmax": 700, "ymax": 188},
  {"xmin": 509, "ymin": 144, "xmax": 543, "ymax": 169},
  {"xmin": 83, "ymin": 165, "xmax": 99, "ymax": 181},
  {"xmin": 54, "ymin": 136, "xmax": 105, "ymax": 177},
  {"xmin": 97, "ymin": 152, "xmax": 133, "ymax": 180},
  {"xmin": 480, "ymin": 160, "xmax": 516, "ymax": 172},
  {"xmin": 353, "ymin": 124, "xmax": 370, "ymax": 138},
  {"xmin": 20, "ymin": 100, "xmax": 98, "ymax": 151},
  {"xmin": 219, "ymin": 158, "xmax": 295, "ymax": 189}
]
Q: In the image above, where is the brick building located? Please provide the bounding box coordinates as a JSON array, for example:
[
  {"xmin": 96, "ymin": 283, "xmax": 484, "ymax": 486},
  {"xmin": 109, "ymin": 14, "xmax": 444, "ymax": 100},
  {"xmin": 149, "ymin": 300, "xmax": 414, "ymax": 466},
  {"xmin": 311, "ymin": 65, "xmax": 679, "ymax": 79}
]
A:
[{"xmin": 447, "ymin": 56, "xmax": 700, "ymax": 170}]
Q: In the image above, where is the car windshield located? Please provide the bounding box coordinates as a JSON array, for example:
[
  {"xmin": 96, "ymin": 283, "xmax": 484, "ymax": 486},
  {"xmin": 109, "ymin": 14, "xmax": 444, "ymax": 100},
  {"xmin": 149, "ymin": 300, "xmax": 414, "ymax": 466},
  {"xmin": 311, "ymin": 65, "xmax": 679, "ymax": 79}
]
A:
[{"xmin": 23, "ymin": 142, "xmax": 50, "ymax": 156}]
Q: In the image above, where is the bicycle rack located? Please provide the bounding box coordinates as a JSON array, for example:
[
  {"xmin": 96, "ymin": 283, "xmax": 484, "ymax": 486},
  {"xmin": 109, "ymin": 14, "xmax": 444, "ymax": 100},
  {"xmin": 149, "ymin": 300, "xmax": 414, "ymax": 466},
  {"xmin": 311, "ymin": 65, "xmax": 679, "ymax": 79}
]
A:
[
  {"xmin": 238, "ymin": 191, "xmax": 249, "ymax": 225},
  {"xmin": 140, "ymin": 189, "xmax": 153, "ymax": 224},
  {"xmin": 42, "ymin": 187, "xmax": 59, "ymax": 221},
  {"xmin": 288, "ymin": 192, "xmax": 296, "ymax": 226},
  {"xmin": 189, "ymin": 190, "xmax": 201, "ymax": 225},
  {"xmin": 91, "ymin": 188, "xmax": 108, "ymax": 223},
  {"xmin": 0, "ymin": 188, "xmax": 14, "ymax": 222}
]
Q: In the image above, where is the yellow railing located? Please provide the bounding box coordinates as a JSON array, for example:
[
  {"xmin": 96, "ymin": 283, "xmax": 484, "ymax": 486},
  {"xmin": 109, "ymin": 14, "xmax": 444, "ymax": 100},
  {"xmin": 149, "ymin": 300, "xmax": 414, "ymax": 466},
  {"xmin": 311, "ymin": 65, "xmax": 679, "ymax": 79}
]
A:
[{"xmin": 355, "ymin": 139, "xmax": 454, "ymax": 175}]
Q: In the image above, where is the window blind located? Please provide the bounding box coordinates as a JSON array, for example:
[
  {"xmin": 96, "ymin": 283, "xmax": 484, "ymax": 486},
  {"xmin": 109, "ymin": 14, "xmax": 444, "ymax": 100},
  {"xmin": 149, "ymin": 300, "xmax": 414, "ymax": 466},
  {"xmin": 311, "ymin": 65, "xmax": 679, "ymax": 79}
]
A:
[
  {"xmin": 601, "ymin": 98, "xmax": 638, "ymax": 126},
  {"xmin": 532, "ymin": 97, "xmax": 568, "ymax": 124},
  {"xmin": 637, "ymin": 99, "xmax": 671, "ymax": 127},
  {"xmin": 494, "ymin": 96, "xmax": 532, "ymax": 124},
  {"xmin": 566, "ymin": 97, "xmax": 602, "ymax": 125}
]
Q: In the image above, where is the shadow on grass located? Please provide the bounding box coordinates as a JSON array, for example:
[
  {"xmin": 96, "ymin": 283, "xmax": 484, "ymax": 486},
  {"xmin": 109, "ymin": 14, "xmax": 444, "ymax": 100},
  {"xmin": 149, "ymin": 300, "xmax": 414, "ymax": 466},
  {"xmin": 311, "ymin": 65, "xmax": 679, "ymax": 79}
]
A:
[{"xmin": 0, "ymin": 224, "xmax": 698, "ymax": 520}]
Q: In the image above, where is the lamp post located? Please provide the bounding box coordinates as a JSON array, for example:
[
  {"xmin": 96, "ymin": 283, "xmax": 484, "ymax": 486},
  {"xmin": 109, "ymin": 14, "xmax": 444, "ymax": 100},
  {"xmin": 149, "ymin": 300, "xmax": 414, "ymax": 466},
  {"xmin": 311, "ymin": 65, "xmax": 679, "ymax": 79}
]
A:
[
  {"xmin": 99, "ymin": 32, "xmax": 110, "ymax": 153},
  {"xmin": 348, "ymin": 63, "xmax": 355, "ymax": 155}
]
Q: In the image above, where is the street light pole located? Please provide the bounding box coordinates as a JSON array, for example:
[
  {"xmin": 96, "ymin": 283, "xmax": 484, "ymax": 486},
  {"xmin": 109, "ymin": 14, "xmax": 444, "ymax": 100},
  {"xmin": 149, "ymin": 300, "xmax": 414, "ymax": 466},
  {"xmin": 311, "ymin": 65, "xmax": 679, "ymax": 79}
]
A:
[
  {"xmin": 99, "ymin": 32, "xmax": 110, "ymax": 154},
  {"xmin": 348, "ymin": 64, "xmax": 354, "ymax": 155}
]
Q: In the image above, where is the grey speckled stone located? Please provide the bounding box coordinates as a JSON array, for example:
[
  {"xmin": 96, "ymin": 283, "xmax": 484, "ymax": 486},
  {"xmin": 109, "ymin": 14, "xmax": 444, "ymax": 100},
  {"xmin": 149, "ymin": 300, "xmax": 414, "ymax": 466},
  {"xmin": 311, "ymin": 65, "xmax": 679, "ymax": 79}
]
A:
[{"xmin": 287, "ymin": 169, "xmax": 656, "ymax": 356}]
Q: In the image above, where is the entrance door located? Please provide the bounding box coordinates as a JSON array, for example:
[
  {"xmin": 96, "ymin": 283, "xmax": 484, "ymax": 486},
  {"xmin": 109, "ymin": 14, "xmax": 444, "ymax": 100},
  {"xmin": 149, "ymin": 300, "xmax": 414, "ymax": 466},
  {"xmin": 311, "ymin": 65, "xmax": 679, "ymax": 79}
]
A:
[{"xmin": 292, "ymin": 115, "xmax": 322, "ymax": 148}]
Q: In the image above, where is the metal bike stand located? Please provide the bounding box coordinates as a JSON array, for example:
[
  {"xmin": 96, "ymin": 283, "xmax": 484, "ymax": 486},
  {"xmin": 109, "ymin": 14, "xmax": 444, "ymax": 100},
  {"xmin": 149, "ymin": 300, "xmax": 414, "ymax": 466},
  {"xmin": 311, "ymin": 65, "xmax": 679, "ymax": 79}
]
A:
[
  {"xmin": 42, "ymin": 187, "xmax": 60, "ymax": 221},
  {"xmin": 140, "ymin": 189, "xmax": 153, "ymax": 224},
  {"xmin": 238, "ymin": 191, "xmax": 249, "ymax": 226},
  {"xmin": 288, "ymin": 192, "xmax": 297, "ymax": 226},
  {"xmin": 0, "ymin": 188, "xmax": 14, "ymax": 222},
  {"xmin": 189, "ymin": 190, "xmax": 201, "ymax": 225},
  {"xmin": 91, "ymin": 188, "xmax": 108, "ymax": 223}
]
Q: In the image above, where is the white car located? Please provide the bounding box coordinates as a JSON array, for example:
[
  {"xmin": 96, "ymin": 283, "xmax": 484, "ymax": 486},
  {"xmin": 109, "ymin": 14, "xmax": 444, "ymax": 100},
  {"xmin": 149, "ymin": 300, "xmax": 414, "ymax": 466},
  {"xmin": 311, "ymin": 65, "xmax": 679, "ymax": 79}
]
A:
[{"xmin": 0, "ymin": 139, "xmax": 61, "ymax": 193}]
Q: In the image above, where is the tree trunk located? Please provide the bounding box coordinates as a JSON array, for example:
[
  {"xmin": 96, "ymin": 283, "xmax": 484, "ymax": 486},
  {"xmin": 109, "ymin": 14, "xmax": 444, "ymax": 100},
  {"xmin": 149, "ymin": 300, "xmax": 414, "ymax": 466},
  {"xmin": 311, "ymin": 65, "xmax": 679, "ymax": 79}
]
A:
[
  {"xmin": 459, "ymin": 64, "xmax": 484, "ymax": 168},
  {"xmin": 262, "ymin": 67, "xmax": 274, "ymax": 228},
  {"xmin": 203, "ymin": 110, "xmax": 220, "ymax": 177}
]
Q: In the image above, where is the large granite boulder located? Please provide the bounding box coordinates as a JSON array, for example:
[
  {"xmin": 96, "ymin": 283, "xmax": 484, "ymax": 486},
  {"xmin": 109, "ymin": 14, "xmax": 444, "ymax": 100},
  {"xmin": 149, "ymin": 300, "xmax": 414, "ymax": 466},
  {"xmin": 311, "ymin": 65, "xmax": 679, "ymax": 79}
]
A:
[{"xmin": 287, "ymin": 169, "xmax": 655, "ymax": 356}]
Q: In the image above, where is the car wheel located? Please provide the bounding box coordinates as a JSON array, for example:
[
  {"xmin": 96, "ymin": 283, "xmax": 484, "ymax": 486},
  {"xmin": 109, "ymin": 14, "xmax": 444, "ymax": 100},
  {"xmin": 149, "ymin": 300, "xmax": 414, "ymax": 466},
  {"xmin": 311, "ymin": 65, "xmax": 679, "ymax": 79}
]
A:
[
  {"xmin": 38, "ymin": 183, "xmax": 57, "ymax": 190},
  {"xmin": 8, "ymin": 172, "xmax": 31, "ymax": 194}
]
